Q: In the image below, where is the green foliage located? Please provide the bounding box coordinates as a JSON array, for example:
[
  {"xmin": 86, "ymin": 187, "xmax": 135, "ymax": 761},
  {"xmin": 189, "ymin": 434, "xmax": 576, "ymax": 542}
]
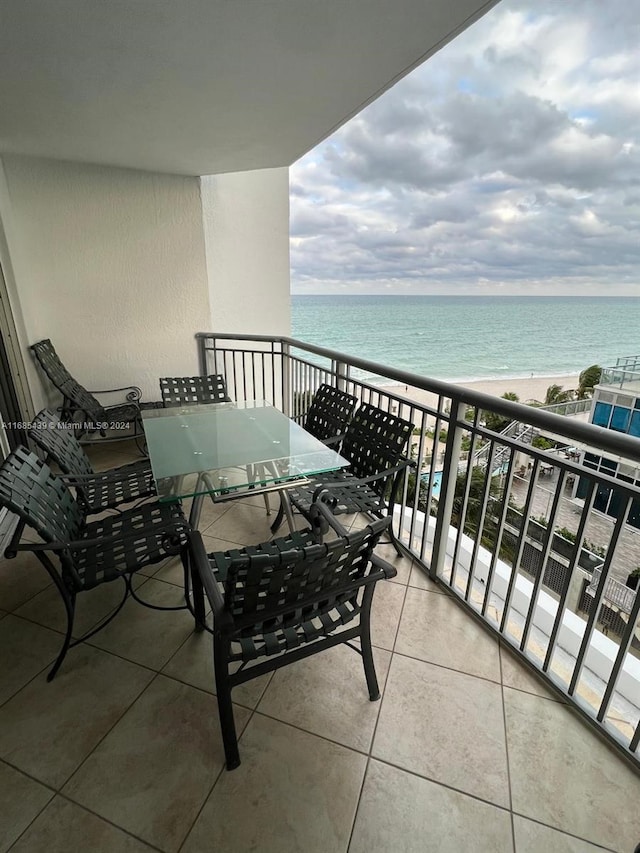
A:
[
  {"xmin": 544, "ymin": 383, "xmax": 574, "ymax": 405},
  {"xmin": 452, "ymin": 467, "xmax": 500, "ymax": 536},
  {"xmin": 582, "ymin": 538, "xmax": 606, "ymax": 558},
  {"xmin": 483, "ymin": 392, "xmax": 519, "ymax": 433},
  {"xmin": 531, "ymin": 515, "xmax": 549, "ymax": 527},
  {"xmin": 531, "ymin": 435, "xmax": 553, "ymax": 450},
  {"xmin": 555, "ymin": 527, "xmax": 577, "ymax": 543},
  {"xmin": 425, "ymin": 427, "xmax": 448, "ymax": 443},
  {"xmin": 577, "ymin": 364, "xmax": 602, "ymax": 399},
  {"xmin": 630, "ymin": 567, "xmax": 640, "ymax": 578},
  {"xmin": 405, "ymin": 472, "xmax": 437, "ymax": 516}
]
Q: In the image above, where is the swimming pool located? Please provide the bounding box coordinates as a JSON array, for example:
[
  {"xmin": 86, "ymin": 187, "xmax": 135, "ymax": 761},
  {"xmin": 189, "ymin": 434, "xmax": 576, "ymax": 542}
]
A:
[{"xmin": 421, "ymin": 470, "xmax": 443, "ymax": 498}]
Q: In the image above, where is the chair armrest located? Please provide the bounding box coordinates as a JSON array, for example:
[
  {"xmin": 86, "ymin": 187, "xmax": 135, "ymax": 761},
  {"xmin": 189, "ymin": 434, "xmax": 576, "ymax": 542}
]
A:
[
  {"xmin": 188, "ymin": 530, "xmax": 231, "ymax": 626},
  {"xmin": 4, "ymin": 518, "xmax": 27, "ymax": 559},
  {"xmin": 311, "ymin": 457, "xmax": 413, "ymax": 503},
  {"xmin": 59, "ymin": 465, "xmax": 150, "ymax": 484},
  {"xmin": 6, "ymin": 519, "xmax": 187, "ymax": 557},
  {"xmin": 307, "ymin": 497, "xmax": 350, "ymax": 538},
  {"xmin": 371, "ymin": 553, "xmax": 398, "ymax": 580},
  {"xmin": 89, "ymin": 385, "xmax": 143, "ymax": 404}
]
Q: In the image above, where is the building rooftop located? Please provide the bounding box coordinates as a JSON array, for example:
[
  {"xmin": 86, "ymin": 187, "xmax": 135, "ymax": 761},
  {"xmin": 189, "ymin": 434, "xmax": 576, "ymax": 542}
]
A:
[{"xmin": 599, "ymin": 357, "xmax": 640, "ymax": 397}]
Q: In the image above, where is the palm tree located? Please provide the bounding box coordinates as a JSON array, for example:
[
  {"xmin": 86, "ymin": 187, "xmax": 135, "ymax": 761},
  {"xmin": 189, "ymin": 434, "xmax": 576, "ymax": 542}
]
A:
[
  {"xmin": 577, "ymin": 364, "xmax": 602, "ymax": 399},
  {"xmin": 483, "ymin": 392, "xmax": 519, "ymax": 433},
  {"xmin": 543, "ymin": 383, "xmax": 574, "ymax": 406},
  {"xmin": 526, "ymin": 384, "xmax": 574, "ymax": 407}
]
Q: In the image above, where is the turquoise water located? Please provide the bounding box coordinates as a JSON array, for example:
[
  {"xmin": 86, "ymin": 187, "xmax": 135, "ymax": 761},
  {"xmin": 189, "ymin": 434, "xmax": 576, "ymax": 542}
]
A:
[
  {"xmin": 421, "ymin": 470, "xmax": 443, "ymax": 497},
  {"xmin": 291, "ymin": 295, "xmax": 640, "ymax": 384}
]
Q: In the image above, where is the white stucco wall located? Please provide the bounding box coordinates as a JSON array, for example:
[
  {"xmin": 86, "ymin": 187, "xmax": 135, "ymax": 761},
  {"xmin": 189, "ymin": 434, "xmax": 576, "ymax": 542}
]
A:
[
  {"xmin": 200, "ymin": 167, "xmax": 290, "ymax": 336},
  {"xmin": 0, "ymin": 155, "xmax": 211, "ymax": 406}
]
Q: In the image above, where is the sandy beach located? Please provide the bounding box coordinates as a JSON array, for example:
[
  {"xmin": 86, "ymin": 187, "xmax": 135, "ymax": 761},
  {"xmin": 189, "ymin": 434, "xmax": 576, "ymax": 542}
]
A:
[
  {"xmin": 455, "ymin": 373, "xmax": 580, "ymax": 403},
  {"xmin": 383, "ymin": 373, "xmax": 581, "ymax": 415}
]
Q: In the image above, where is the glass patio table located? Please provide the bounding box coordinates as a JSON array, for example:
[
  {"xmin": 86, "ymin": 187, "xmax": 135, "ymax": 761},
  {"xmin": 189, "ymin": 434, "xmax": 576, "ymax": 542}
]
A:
[{"xmin": 142, "ymin": 400, "xmax": 349, "ymax": 529}]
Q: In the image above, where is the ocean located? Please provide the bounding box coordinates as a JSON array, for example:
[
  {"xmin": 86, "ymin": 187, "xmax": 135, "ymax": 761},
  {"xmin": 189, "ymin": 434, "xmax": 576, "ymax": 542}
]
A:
[{"xmin": 291, "ymin": 295, "xmax": 640, "ymax": 385}]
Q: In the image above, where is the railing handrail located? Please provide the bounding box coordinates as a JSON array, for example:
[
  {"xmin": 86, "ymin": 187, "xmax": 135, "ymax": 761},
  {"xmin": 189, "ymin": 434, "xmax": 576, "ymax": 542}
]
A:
[{"xmin": 196, "ymin": 332, "xmax": 640, "ymax": 464}]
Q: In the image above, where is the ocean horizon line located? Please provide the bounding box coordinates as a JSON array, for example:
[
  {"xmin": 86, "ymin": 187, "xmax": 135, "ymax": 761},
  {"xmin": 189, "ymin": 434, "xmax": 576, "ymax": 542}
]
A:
[{"xmin": 291, "ymin": 292, "xmax": 640, "ymax": 299}]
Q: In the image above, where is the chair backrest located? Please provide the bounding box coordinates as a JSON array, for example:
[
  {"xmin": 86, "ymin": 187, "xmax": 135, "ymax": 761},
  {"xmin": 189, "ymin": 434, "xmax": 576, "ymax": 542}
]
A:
[
  {"xmin": 58, "ymin": 377, "xmax": 104, "ymax": 419},
  {"xmin": 28, "ymin": 409, "xmax": 94, "ymax": 477},
  {"xmin": 30, "ymin": 339, "xmax": 105, "ymax": 418},
  {"xmin": 304, "ymin": 384, "xmax": 358, "ymax": 443},
  {"xmin": 341, "ymin": 403, "xmax": 413, "ymax": 484},
  {"xmin": 30, "ymin": 339, "xmax": 74, "ymax": 392},
  {"xmin": 222, "ymin": 516, "xmax": 390, "ymax": 635},
  {"xmin": 159, "ymin": 375, "xmax": 231, "ymax": 407},
  {"xmin": 0, "ymin": 447, "xmax": 84, "ymax": 548}
]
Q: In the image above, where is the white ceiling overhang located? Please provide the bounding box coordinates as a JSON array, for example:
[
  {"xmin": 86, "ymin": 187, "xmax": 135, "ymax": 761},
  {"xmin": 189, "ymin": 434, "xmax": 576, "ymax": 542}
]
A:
[{"xmin": 0, "ymin": 0, "xmax": 499, "ymax": 176}]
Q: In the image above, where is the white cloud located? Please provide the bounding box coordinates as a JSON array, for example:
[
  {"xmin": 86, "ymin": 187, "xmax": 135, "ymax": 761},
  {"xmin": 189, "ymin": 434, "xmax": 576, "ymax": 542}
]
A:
[{"xmin": 290, "ymin": 0, "xmax": 640, "ymax": 295}]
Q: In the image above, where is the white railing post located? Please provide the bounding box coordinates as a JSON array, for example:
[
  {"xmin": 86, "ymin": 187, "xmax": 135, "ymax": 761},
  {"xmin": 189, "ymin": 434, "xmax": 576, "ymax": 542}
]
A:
[
  {"xmin": 333, "ymin": 359, "xmax": 347, "ymax": 391},
  {"xmin": 430, "ymin": 398, "xmax": 466, "ymax": 580},
  {"xmin": 281, "ymin": 339, "xmax": 291, "ymax": 416}
]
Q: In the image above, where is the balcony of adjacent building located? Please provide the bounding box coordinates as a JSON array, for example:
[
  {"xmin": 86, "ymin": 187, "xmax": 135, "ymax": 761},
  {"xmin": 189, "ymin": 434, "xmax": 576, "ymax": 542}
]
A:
[
  {"xmin": 599, "ymin": 358, "xmax": 640, "ymax": 397},
  {"xmin": 2, "ymin": 333, "xmax": 640, "ymax": 852}
]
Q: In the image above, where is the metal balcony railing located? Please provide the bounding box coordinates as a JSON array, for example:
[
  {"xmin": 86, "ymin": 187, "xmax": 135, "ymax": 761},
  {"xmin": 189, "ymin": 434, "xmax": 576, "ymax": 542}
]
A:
[
  {"xmin": 587, "ymin": 568, "xmax": 637, "ymax": 616},
  {"xmin": 601, "ymin": 356, "xmax": 640, "ymax": 392},
  {"xmin": 196, "ymin": 332, "xmax": 640, "ymax": 772}
]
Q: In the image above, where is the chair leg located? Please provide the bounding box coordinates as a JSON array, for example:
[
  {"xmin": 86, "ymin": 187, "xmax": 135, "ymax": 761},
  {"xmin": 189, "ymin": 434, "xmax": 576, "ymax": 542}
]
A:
[
  {"xmin": 388, "ymin": 521, "xmax": 404, "ymax": 557},
  {"xmin": 360, "ymin": 584, "xmax": 380, "ymax": 701},
  {"xmin": 214, "ymin": 636, "xmax": 241, "ymax": 770},
  {"xmin": 270, "ymin": 500, "xmax": 285, "ymax": 534},
  {"xmin": 47, "ymin": 584, "xmax": 76, "ymax": 682},
  {"xmin": 186, "ymin": 546, "xmax": 207, "ymax": 631}
]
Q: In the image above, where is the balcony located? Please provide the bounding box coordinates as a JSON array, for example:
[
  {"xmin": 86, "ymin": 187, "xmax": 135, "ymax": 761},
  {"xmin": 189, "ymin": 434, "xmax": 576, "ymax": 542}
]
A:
[
  {"xmin": 600, "ymin": 356, "xmax": 640, "ymax": 396},
  {"xmin": 2, "ymin": 335, "xmax": 640, "ymax": 851}
]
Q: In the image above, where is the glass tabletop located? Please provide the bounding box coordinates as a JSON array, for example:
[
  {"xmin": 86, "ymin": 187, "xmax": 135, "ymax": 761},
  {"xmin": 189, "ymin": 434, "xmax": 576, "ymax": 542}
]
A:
[{"xmin": 142, "ymin": 400, "xmax": 349, "ymax": 501}]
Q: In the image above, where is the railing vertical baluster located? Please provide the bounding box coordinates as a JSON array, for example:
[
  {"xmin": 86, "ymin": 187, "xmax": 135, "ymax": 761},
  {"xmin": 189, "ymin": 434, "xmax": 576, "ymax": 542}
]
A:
[
  {"xmin": 281, "ymin": 339, "xmax": 290, "ymax": 416},
  {"xmin": 499, "ymin": 459, "xmax": 541, "ymax": 636},
  {"xmin": 197, "ymin": 334, "xmax": 208, "ymax": 376},
  {"xmin": 430, "ymin": 398, "xmax": 465, "ymax": 582},
  {"xmin": 542, "ymin": 480, "xmax": 597, "ymax": 673},
  {"xmin": 568, "ymin": 505, "xmax": 627, "ymax": 697},
  {"xmin": 271, "ymin": 340, "xmax": 282, "ymax": 403},
  {"xmin": 520, "ymin": 470, "xmax": 566, "ymax": 654},
  {"xmin": 596, "ymin": 505, "xmax": 639, "ymax": 723}
]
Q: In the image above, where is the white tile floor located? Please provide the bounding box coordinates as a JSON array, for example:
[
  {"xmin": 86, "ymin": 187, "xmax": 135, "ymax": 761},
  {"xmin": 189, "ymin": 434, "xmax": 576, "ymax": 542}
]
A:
[{"xmin": 1, "ymin": 443, "xmax": 640, "ymax": 852}]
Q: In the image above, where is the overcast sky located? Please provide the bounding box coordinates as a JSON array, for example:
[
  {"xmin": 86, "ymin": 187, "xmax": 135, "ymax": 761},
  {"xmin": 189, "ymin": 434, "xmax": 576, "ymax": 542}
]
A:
[{"xmin": 290, "ymin": 0, "xmax": 640, "ymax": 296}]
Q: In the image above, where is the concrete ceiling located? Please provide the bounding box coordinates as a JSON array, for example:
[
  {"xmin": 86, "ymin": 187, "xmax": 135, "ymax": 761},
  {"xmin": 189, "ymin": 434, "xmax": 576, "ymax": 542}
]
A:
[{"xmin": 0, "ymin": 0, "xmax": 498, "ymax": 177}]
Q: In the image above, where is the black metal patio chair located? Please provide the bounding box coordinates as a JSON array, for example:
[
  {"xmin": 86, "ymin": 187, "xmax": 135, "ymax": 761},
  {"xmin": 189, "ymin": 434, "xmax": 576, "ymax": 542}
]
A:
[
  {"xmin": 302, "ymin": 383, "xmax": 358, "ymax": 446},
  {"xmin": 27, "ymin": 408, "xmax": 156, "ymax": 514},
  {"xmin": 0, "ymin": 447, "xmax": 197, "ymax": 681},
  {"xmin": 159, "ymin": 374, "xmax": 231, "ymax": 407},
  {"xmin": 158, "ymin": 374, "xmax": 276, "ymax": 520},
  {"xmin": 189, "ymin": 502, "xmax": 395, "ymax": 770},
  {"xmin": 30, "ymin": 338, "xmax": 151, "ymax": 447},
  {"xmin": 272, "ymin": 402, "xmax": 414, "ymax": 552}
]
